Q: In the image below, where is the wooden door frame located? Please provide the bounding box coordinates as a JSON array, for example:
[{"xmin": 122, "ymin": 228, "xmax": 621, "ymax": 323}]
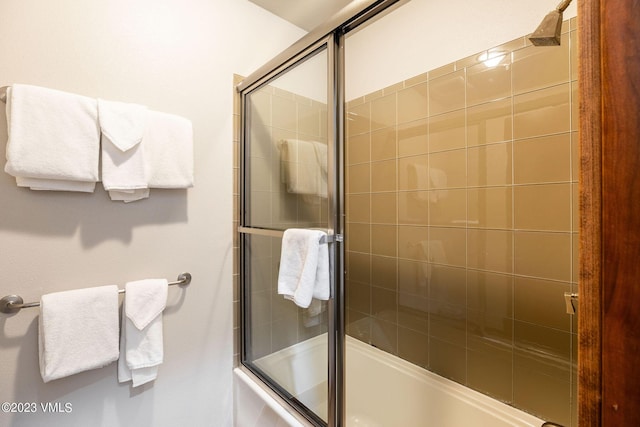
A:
[{"xmin": 579, "ymin": 0, "xmax": 640, "ymax": 425}]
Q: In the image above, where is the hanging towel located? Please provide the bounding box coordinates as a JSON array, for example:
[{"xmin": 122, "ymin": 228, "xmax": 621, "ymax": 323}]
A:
[
  {"xmin": 4, "ymin": 84, "xmax": 100, "ymax": 192},
  {"xmin": 38, "ymin": 285, "xmax": 119, "ymax": 383},
  {"xmin": 277, "ymin": 228, "xmax": 330, "ymax": 308},
  {"xmin": 279, "ymin": 139, "xmax": 327, "ymax": 197},
  {"xmin": 143, "ymin": 111, "xmax": 194, "ymax": 189},
  {"xmin": 118, "ymin": 279, "xmax": 168, "ymax": 387},
  {"xmin": 98, "ymin": 99, "xmax": 150, "ymax": 202}
]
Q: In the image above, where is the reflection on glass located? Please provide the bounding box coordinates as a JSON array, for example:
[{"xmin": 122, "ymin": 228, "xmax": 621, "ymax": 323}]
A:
[
  {"xmin": 245, "ymin": 50, "xmax": 329, "ymax": 232},
  {"xmin": 243, "ymin": 48, "xmax": 330, "ymax": 423}
]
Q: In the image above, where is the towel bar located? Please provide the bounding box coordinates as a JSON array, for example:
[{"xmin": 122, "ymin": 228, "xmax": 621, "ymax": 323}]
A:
[
  {"xmin": 237, "ymin": 226, "xmax": 342, "ymax": 244},
  {"xmin": 0, "ymin": 86, "xmax": 8, "ymax": 103},
  {"xmin": 0, "ymin": 272, "xmax": 192, "ymax": 314}
]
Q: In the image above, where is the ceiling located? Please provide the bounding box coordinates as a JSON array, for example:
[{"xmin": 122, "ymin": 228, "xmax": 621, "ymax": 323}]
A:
[{"xmin": 249, "ymin": 0, "xmax": 354, "ymax": 31}]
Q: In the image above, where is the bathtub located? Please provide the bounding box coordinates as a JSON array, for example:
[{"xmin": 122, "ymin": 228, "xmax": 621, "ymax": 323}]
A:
[{"xmin": 246, "ymin": 334, "xmax": 544, "ymax": 427}]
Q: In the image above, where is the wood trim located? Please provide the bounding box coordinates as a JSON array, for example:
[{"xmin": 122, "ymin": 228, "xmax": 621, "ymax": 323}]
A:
[
  {"xmin": 600, "ymin": 0, "xmax": 640, "ymax": 425},
  {"xmin": 578, "ymin": 0, "xmax": 603, "ymax": 424}
]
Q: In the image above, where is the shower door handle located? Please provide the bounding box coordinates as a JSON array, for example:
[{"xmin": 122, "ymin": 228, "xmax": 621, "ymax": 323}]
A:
[{"xmin": 564, "ymin": 292, "xmax": 578, "ymax": 315}]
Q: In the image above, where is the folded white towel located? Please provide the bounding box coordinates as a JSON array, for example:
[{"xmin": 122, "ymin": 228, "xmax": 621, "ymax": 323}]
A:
[
  {"xmin": 97, "ymin": 99, "xmax": 148, "ymax": 152},
  {"xmin": 38, "ymin": 285, "xmax": 119, "ymax": 383},
  {"xmin": 279, "ymin": 139, "xmax": 327, "ymax": 197},
  {"xmin": 143, "ymin": 111, "xmax": 194, "ymax": 189},
  {"xmin": 277, "ymin": 229, "xmax": 330, "ymax": 308},
  {"xmin": 98, "ymin": 99, "xmax": 150, "ymax": 202},
  {"xmin": 118, "ymin": 279, "xmax": 168, "ymax": 387},
  {"xmin": 4, "ymin": 84, "xmax": 100, "ymax": 192}
]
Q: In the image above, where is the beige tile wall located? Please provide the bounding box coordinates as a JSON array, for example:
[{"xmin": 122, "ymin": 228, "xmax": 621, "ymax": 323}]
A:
[
  {"xmin": 233, "ymin": 78, "xmax": 329, "ymax": 365},
  {"xmin": 345, "ymin": 18, "xmax": 578, "ymax": 426}
]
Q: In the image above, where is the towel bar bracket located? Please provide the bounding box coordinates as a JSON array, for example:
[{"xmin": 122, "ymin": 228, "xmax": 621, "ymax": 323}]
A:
[
  {"xmin": 0, "ymin": 272, "xmax": 192, "ymax": 314},
  {"xmin": 1, "ymin": 295, "xmax": 24, "ymax": 314}
]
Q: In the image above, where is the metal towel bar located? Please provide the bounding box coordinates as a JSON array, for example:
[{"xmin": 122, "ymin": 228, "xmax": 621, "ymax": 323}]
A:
[{"xmin": 0, "ymin": 272, "xmax": 192, "ymax": 314}]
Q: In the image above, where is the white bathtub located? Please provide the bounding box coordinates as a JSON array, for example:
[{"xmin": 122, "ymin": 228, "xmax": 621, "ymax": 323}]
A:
[{"xmin": 248, "ymin": 334, "xmax": 544, "ymax": 427}]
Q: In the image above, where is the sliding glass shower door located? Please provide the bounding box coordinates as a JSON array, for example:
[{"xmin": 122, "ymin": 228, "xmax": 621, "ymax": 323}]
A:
[{"xmin": 239, "ymin": 37, "xmax": 342, "ymax": 426}]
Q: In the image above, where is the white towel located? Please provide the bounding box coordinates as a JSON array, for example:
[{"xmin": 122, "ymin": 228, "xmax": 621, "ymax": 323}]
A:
[
  {"xmin": 38, "ymin": 285, "xmax": 119, "ymax": 383},
  {"xmin": 98, "ymin": 99, "xmax": 149, "ymax": 202},
  {"xmin": 143, "ymin": 111, "xmax": 194, "ymax": 189},
  {"xmin": 118, "ymin": 279, "xmax": 168, "ymax": 387},
  {"xmin": 4, "ymin": 84, "xmax": 100, "ymax": 192},
  {"xmin": 277, "ymin": 229, "xmax": 330, "ymax": 308},
  {"xmin": 280, "ymin": 139, "xmax": 327, "ymax": 197}
]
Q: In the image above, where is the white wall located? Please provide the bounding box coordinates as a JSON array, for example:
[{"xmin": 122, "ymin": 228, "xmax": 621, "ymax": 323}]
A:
[
  {"xmin": 346, "ymin": 0, "xmax": 577, "ymax": 99},
  {"xmin": 0, "ymin": 1, "xmax": 304, "ymax": 427}
]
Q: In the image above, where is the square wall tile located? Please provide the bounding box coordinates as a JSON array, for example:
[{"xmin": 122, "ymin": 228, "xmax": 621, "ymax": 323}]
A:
[
  {"xmin": 372, "ymin": 127, "xmax": 397, "ymax": 161},
  {"xmin": 429, "ymin": 264, "xmax": 467, "ymax": 306},
  {"xmin": 371, "ymin": 160, "xmax": 397, "ymax": 192},
  {"xmin": 468, "ymin": 186, "xmax": 513, "ymax": 229},
  {"xmin": 514, "ymin": 83, "xmax": 571, "ymax": 140},
  {"xmin": 429, "ymin": 188, "xmax": 467, "ymax": 227},
  {"xmin": 466, "ymin": 56, "xmax": 511, "ymax": 106},
  {"xmin": 467, "ymin": 270, "xmax": 513, "ymax": 316},
  {"xmin": 397, "ymin": 225, "xmax": 429, "ymax": 261},
  {"xmin": 514, "ymin": 133, "xmax": 571, "ymax": 184},
  {"xmin": 467, "ymin": 344, "xmax": 513, "ymax": 403},
  {"xmin": 398, "ymin": 327, "xmax": 429, "ymax": 368},
  {"xmin": 398, "ymin": 82, "xmax": 428, "ymax": 124},
  {"xmin": 348, "ymin": 102, "xmax": 370, "ymax": 137},
  {"xmin": 514, "ymin": 231, "xmax": 571, "ymax": 281},
  {"xmin": 272, "ymin": 95, "xmax": 297, "ymax": 131},
  {"xmin": 430, "ymin": 311, "xmax": 466, "ymax": 346},
  {"xmin": 298, "ymin": 102, "xmax": 321, "ymax": 137},
  {"xmin": 467, "ymin": 229, "xmax": 514, "ymax": 274},
  {"xmin": 398, "ymin": 119, "xmax": 428, "ymax": 157},
  {"xmin": 398, "ymin": 294, "xmax": 429, "ymax": 333},
  {"xmin": 371, "ymin": 319, "xmax": 398, "ymax": 355},
  {"xmin": 467, "ymin": 142, "xmax": 513, "ymax": 187},
  {"xmin": 371, "ymin": 193, "xmax": 397, "ymax": 224},
  {"xmin": 428, "ymin": 109, "xmax": 466, "ymax": 152},
  {"xmin": 347, "ymin": 194, "xmax": 370, "ymax": 222},
  {"xmin": 348, "ymin": 222, "xmax": 370, "ymax": 253},
  {"xmin": 514, "ymin": 276, "xmax": 571, "ymax": 331},
  {"xmin": 348, "ymin": 280, "xmax": 371, "ymax": 314},
  {"xmin": 347, "ymin": 252, "xmax": 371, "ymax": 284},
  {"xmin": 372, "ymin": 287, "xmax": 398, "ymax": 323},
  {"xmin": 371, "ymin": 225, "xmax": 397, "ymax": 257},
  {"xmin": 428, "ymin": 227, "xmax": 467, "ymax": 267},
  {"xmin": 398, "ymin": 191, "xmax": 429, "ymax": 225},
  {"xmin": 429, "ymin": 149, "xmax": 467, "ymax": 189},
  {"xmin": 512, "ymin": 33, "xmax": 570, "ymax": 95},
  {"xmin": 371, "ymin": 255, "xmax": 398, "ymax": 291},
  {"xmin": 570, "ymin": 31, "xmax": 578, "ymax": 81},
  {"xmin": 348, "ymin": 163, "xmax": 370, "ymax": 193},
  {"xmin": 429, "ymin": 69, "xmax": 465, "ymax": 115},
  {"xmin": 429, "ymin": 338, "xmax": 466, "ymax": 383},
  {"xmin": 371, "ymin": 93, "xmax": 396, "ymax": 130},
  {"xmin": 347, "ymin": 133, "xmax": 370, "ymax": 165},
  {"xmin": 514, "ymin": 183, "xmax": 572, "ymax": 232},
  {"xmin": 467, "ymin": 98, "xmax": 512, "ymax": 146},
  {"xmin": 398, "ymin": 259, "xmax": 429, "ymax": 297},
  {"xmin": 398, "ymin": 155, "xmax": 429, "ymax": 190}
]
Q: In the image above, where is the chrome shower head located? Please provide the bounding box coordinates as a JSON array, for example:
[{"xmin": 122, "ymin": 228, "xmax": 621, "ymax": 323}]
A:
[{"xmin": 529, "ymin": 0, "xmax": 573, "ymax": 46}]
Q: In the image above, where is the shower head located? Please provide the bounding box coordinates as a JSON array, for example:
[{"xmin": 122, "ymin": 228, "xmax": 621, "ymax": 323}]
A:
[{"xmin": 529, "ymin": 0, "xmax": 573, "ymax": 46}]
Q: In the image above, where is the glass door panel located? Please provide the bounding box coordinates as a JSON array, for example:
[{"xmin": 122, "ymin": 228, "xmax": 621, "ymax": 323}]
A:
[{"xmin": 241, "ymin": 46, "xmax": 331, "ymax": 425}]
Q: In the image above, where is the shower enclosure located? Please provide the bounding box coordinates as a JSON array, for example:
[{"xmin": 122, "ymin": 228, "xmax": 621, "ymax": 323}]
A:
[{"xmin": 236, "ymin": 1, "xmax": 578, "ymax": 426}]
